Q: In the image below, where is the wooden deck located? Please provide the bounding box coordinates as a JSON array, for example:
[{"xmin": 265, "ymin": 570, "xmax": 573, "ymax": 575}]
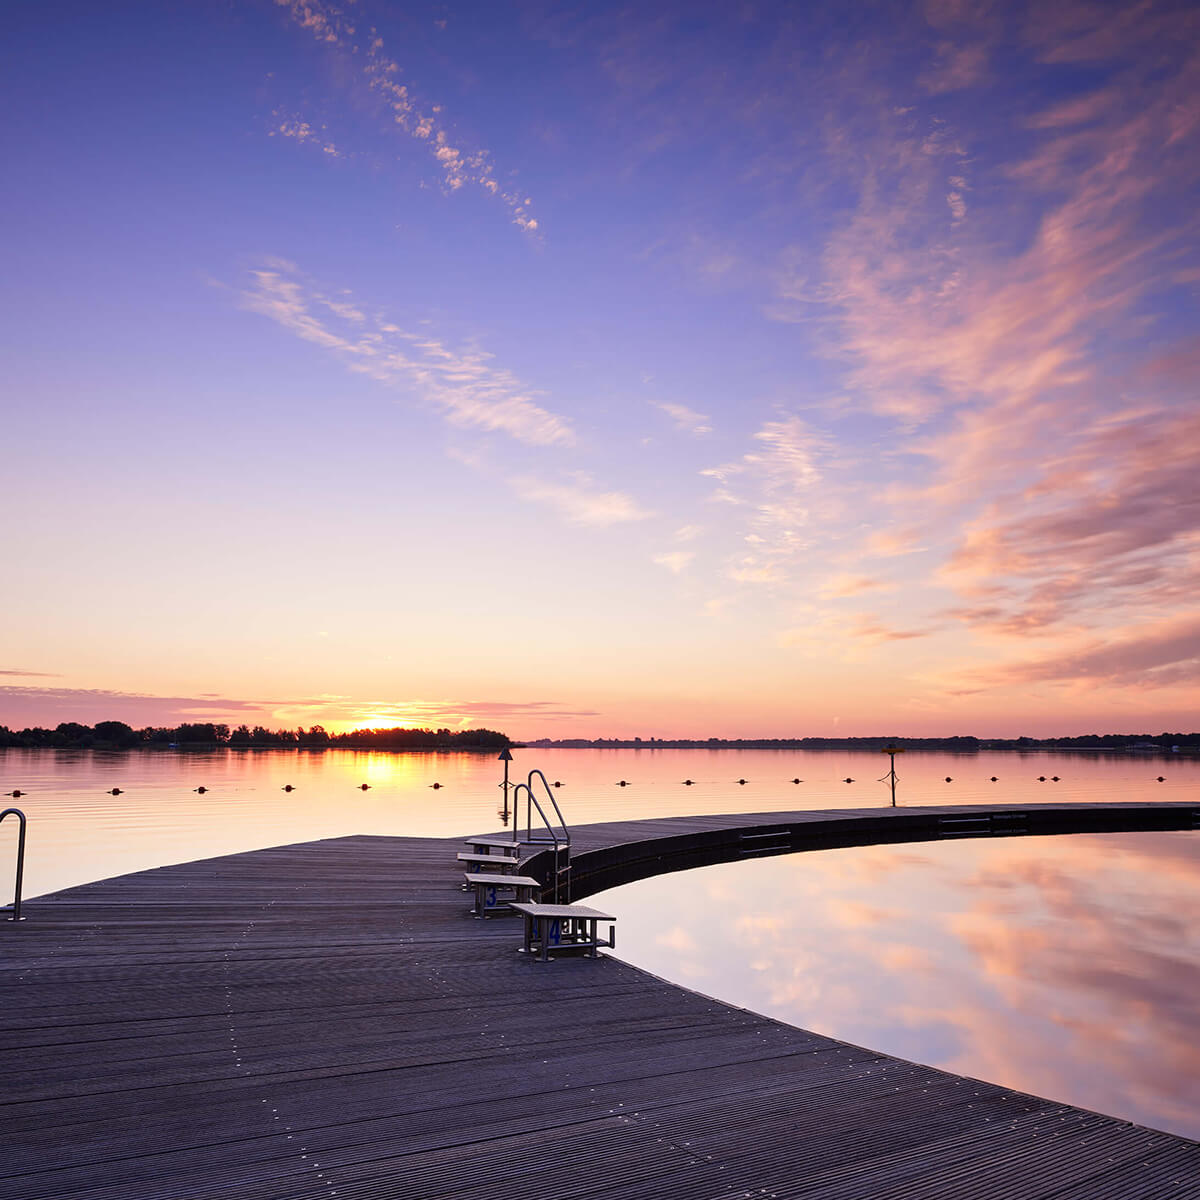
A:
[{"xmin": 3, "ymin": 802, "xmax": 1199, "ymax": 1199}]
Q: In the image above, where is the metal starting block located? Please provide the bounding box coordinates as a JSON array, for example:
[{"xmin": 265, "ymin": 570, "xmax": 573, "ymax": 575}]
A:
[
  {"xmin": 509, "ymin": 902, "xmax": 616, "ymax": 963},
  {"xmin": 463, "ymin": 872, "xmax": 541, "ymax": 918}
]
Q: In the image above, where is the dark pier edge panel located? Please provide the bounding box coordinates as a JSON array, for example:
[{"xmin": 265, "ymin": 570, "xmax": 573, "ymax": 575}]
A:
[{"xmin": 522, "ymin": 801, "xmax": 1200, "ymax": 899}]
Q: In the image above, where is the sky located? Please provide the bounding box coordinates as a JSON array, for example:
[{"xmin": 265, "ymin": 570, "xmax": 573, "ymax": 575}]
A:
[{"xmin": 2, "ymin": 0, "xmax": 1198, "ymax": 739}]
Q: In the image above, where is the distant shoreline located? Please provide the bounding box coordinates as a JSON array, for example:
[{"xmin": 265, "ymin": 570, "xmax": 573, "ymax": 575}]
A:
[{"xmin": 524, "ymin": 736, "xmax": 1199, "ymax": 753}]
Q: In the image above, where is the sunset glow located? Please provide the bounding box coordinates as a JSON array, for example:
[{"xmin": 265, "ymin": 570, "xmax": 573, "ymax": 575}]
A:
[{"xmin": 3, "ymin": 0, "xmax": 1198, "ymax": 739}]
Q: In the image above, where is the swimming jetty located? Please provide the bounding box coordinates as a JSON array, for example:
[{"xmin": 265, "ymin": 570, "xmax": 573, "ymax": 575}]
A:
[{"xmin": 3, "ymin": 801, "xmax": 1199, "ymax": 1199}]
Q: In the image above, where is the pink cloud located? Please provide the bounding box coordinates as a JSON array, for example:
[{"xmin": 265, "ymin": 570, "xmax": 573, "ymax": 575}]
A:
[
  {"xmin": 963, "ymin": 613, "xmax": 1200, "ymax": 690},
  {"xmin": 0, "ymin": 686, "xmax": 280, "ymax": 728},
  {"xmin": 821, "ymin": 574, "xmax": 895, "ymax": 598},
  {"xmin": 802, "ymin": 8, "xmax": 1199, "ymax": 697},
  {"xmin": 941, "ymin": 405, "xmax": 1200, "ymax": 640},
  {"xmin": 920, "ymin": 41, "xmax": 989, "ymax": 94},
  {"xmin": 0, "ymin": 686, "xmax": 597, "ymax": 731}
]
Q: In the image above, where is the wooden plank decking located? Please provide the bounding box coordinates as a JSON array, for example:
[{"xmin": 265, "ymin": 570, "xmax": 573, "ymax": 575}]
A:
[{"xmin": 2, "ymin": 803, "xmax": 1199, "ymax": 1200}]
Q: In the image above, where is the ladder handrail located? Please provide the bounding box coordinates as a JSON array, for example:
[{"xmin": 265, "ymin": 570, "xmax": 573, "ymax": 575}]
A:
[
  {"xmin": 512, "ymin": 782, "xmax": 563, "ymax": 850},
  {"xmin": 512, "ymin": 771, "xmax": 571, "ymax": 904},
  {"xmin": 1, "ymin": 808, "xmax": 26, "ymax": 923},
  {"xmin": 527, "ymin": 769, "xmax": 570, "ymax": 844}
]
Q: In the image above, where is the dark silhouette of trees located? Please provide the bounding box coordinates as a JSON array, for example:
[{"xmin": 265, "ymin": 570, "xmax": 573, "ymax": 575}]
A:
[
  {"xmin": 174, "ymin": 723, "xmax": 230, "ymax": 745},
  {"xmin": 93, "ymin": 721, "xmax": 138, "ymax": 749},
  {"xmin": 0, "ymin": 721, "xmax": 512, "ymax": 751}
]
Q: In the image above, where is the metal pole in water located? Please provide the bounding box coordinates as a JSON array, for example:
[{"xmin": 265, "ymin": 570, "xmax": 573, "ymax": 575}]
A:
[
  {"xmin": 879, "ymin": 745, "xmax": 903, "ymax": 807},
  {"xmin": 499, "ymin": 747, "xmax": 513, "ymax": 836},
  {"xmin": 1, "ymin": 808, "xmax": 26, "ymax": 922}
]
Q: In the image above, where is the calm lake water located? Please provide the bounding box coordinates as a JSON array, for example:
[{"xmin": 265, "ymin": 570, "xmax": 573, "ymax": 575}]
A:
[
  {"xmin": 595, "ymin": 831, "xmax": 1200, "ymax": 1141},
  {"xmin": 2, "ymin": 745, "xmax": 1196, "ymax": 1137}
]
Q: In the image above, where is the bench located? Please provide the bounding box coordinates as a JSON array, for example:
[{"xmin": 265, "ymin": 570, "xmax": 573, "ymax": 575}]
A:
[
  {"xmin": 462, "ymin": 872, "xmax": 541, "ymax": 918},
  {"xmin": 509, "ymin": 902, "xmax": 616, "ymax": 962}
]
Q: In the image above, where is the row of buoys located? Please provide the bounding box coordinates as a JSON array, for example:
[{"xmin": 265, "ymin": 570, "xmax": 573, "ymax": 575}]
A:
[
  {"xmin": 610, "ymin": 774, "xmax": 1178, "ymax": 786},
  {"xmin": 4, "ymin": 773, "xmax": 1175, "ymax": 801},
  {"xmin": 639, "ymin": 777, "xmax": 808, "ymax": 786}
]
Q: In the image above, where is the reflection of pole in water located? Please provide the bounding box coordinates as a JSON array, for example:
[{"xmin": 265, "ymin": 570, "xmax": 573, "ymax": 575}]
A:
[
  {"xmin": 879, "ymin": 744, "xmax": 903, "ymax": 806},
  {"xmin": 498, "ymin": 746, "xmax": 513, "ymax": 828}
]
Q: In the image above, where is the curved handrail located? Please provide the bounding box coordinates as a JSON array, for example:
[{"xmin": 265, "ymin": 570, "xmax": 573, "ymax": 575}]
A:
[
  {"xmin": 1, "ymin": 808, "xmax": 26, "ymax": 922},
  {"xmin": 527, "ymin": 769, "xmax": 570, "ymax": 843},
  {"xmin": 513, "ymin": 783, "xmax": 559, "ymax": 849},
  {"xmin": 513, "ymin": 771, "xmax": 572, "ymax": 903}
]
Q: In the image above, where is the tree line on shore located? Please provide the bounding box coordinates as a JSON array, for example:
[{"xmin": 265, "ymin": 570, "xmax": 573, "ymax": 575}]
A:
[
  {"xmin": 526, "ymin": 733, "xmax": 1200, "ymax": 751},
  {"xmin": 0, "ymin": 721, "xmax": 512, "ymax": 751}
]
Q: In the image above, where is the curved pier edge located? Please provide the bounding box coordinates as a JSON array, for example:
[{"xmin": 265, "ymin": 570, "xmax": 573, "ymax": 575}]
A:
[{"xmin": 518, "ymin": 801, "xmax": 1200, "ymax": 899}]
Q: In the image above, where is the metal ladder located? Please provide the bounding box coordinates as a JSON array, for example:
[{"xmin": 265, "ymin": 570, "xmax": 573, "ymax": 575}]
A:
[
  {"xmin": 511, "ymin": 770, "xmax": 571, "ymax": 903},
  {"xmin": 1, "ymin": 808, "xmax": 26, "ymax": 922}
]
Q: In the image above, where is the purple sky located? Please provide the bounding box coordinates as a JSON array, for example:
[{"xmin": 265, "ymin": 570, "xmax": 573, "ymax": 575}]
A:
[{"xmin": 3, "ymin": 0, "xmax": 1198, "ymax": 737}]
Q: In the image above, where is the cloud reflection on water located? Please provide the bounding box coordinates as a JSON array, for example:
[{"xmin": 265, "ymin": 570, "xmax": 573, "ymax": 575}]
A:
[{"xmin": 599, "ymin": 832, "xmax": 1200, "ymax": 1140}]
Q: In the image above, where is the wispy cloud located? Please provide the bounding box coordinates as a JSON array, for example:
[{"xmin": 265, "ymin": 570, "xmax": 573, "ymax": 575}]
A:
[
  {"xmin": 652, "ymin": 400, "xmax": 712, "ymax": 435},
  {"xmin": 274, "ymin": 0, "xmax": 539, "ymax": 233},
  {"xmin": 653, "ymin": 551, "xmax": 694, "ymax": 574},
  {"xmin": 703, "ymin": 416, "xmax": 830, "ymax": 585},
  {"xmin": 269, "ymin": 110, "xmax": 341, "ymax": 157},
  {"xmin": 821, "ymin": 574, "xmax": 896, "ymax": 599},
  {"xmin": 941, "ymin": 406, "xmax": 1200, "ymax": 640},
  {"xmin": 508, "ymin": 475, "xmax": 652, "ymax": 526},
  {"xmin": 0, "ymin": 668, "xmax": 60, "ymax": 678},
  {"xmin": 299, "ymin": 696, "xmax": 601, "ymax": 728},
  {"xmin": 0, "ymin": 685, "xmax": 599, "ymax": 732},
  {"xmin": 919, "ymin": 42, "xmax": 989, "ymax": 95},
  {"xmin": 0, "ymin": 685, "xmax": 281, "ymax": 728},
  {"xmin": 780, "ymin": 611, "xmax": 928, "ymax": 653},
  {"xmin": 240, "ymin": 262, "xmax": 574, "ymax": 447},
  {"xmin": 951, "ymin": 613, "xmax": 1200, "ymax": 693},
  {"xmin": 788, "ymin": 2, "xmax": 1200, "ymax": 691},
  {"xmin": 864, "ymin": 528, "xmax": 926, "ymax": 558},
  {"xmin": 811, "ymin": 28, "xmax": 1196, "ymax": 440}
]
